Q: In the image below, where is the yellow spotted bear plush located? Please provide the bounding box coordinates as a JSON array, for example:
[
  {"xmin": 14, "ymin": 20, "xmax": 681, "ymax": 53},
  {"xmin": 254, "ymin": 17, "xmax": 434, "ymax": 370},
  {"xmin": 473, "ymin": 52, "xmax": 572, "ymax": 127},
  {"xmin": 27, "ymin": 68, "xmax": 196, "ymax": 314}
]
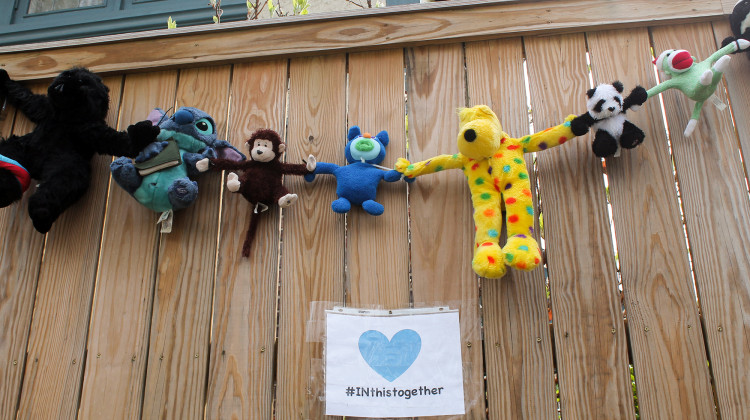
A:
[{"xmin": 396, "ymin": 105, "xmax": 588, "ymax": 279}]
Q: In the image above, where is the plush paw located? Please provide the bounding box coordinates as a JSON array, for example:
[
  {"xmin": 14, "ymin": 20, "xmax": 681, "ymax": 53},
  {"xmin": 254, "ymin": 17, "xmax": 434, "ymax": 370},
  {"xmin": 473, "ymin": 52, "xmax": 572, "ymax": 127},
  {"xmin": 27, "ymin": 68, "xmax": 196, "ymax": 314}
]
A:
[
  {"xmin": 591, "ymin": 136, "xmax": 619, "ymax": 158},
  {"xmin": 472, "ymin": 243, "xmax": 508, "ymax": 279},
  {"xmin": 331, "ymin": 197, "xmax": 352, "ymax": 213},
  {"xmin": 196, "ymin": 158, "xmax": 210, "ymax": 172},
  {"xmin": 128, "ymin": 120, "xmax": 160, "ymax": 151},
  {"xmin": 713, "ymin": 55, "xmax": 731, "ymax": 74},
  {"xmin": 738, "ymin": 39, "xmax": 750, "ymax": 51},
  {"xmin": 395, "ymin": 158, "xmax": 411, "ymax": 174},
  {"xmin": 306, "ymin": 154, "xmax": 317, "ymax": 172},
  {"xmin": 0, "ymin": 169, "xmax": 23, "ymax": 207},
  {"xmin": 278, "ymin": 193, "xmax": 298, "ymax": 208},
  {"xmin": 361, "ymin": 199, "xmax": 385, "ymax": 216},
  {"xmin": 226, "ymin": 172, "xmax": 240, "ymax": 192},
  {"xmin": 110, "ymin": 157, "xmax": 142, "ymax": 194},
  {"xmin": 28, "ymin": 200, "xmax": 58, "ymax": 234},
  {"xmin": 0, "ymin": 69, "xmax": 9, "ymax": 93},
  {"xmin": 134, "ymin": 141, "xmax": 168, "ymax": 163},
  {"xmin": 628, "ymin": 86, "xmax": 648, "ymax": 108},
  {"xmin": 167, "ymin": 178, "xmax": 199, "ymax": 210},
  {"xmin": 501, "ymin": 234, "xmax": 541, "ymax": 271},
  {"xmin": 683, "ymin": 119, "xmax": 698, "ymax": 137},
  {"xmin": 569, "ymin": 114, "xmax": 592, "ymax": 136}
]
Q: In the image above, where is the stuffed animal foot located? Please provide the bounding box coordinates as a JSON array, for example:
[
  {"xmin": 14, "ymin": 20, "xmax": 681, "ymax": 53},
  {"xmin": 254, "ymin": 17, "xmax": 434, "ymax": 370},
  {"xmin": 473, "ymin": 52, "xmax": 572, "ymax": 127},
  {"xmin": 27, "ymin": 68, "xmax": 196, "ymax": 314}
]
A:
[
  {"xmin": 502, "ymin": 234, "xmax": 541, "ymax": 271},
  {"xmin": 167, "ymin": 178, "xmax": 199, "ymax": 210},
  {"xmin": 619, "ymin": 121, "xmax": 646, "ymax": 149},
  {"xmin": 361, "ymin": 199, "xmax": 385, "ymax": 216},
  {"xmin": 27, "ymin": 197, "xmax": 59, "ymax": 233},
  {"xmin": 0, "ymin": 169, "xmax": 23, "ymax": 208},
  {"xmin": 226, "ymin": 172, "xmax": 240, "ymax": 192},
  {"xmin": 472, "ymin": 243, "xmax": 508, "ymax": 279},
  {"xmin": 278, "ymin": 193, "xmax": 298, "ymax": 208},
  {"xmin": 110, "ymin": 157, "xmax": 141, "ymax": 194},
  {"xmin": 331, "ymin": 197, "xmax": 352, "ymax": 213},
  {"xmin": 592, "ymin": 132, "xmax": 619, "ymax": 158},
  {"xmin": 684, "ymin": 119, "xmax": 698, "ymax": 137}
]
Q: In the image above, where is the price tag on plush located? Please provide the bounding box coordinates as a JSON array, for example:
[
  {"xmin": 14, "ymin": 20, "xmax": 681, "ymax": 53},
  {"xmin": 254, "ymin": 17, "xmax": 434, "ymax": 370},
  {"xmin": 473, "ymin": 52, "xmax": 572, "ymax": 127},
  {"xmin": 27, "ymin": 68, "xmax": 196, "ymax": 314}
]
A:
[{"xmin": 325, "ymin": 307, "xmax": 465, "ymax": 417}]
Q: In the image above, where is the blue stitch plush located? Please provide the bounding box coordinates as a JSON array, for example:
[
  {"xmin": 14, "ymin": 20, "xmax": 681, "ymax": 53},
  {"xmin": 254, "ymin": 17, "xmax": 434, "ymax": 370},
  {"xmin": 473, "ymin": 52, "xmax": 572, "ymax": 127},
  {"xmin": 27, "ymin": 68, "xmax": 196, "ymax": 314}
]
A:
[
  {"xmin": 110, "ymin": 107, "xmax": 244, "ymax": 221},
  {"xmin": 304, "ymin": 126, "xmax": 412, "ymax": 215}
]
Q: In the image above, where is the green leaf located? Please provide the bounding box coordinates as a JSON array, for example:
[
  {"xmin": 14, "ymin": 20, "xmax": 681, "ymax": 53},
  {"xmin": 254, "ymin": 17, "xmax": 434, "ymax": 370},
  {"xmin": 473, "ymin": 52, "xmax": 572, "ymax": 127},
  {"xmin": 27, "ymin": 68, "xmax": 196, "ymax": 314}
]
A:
[
  {"xmin": 167, "ymin": 16, "xmax": 177, "ymax": 29},
  {"xmin": 213, "ymin": 15, "xmax": 219, "ymax": 23}
]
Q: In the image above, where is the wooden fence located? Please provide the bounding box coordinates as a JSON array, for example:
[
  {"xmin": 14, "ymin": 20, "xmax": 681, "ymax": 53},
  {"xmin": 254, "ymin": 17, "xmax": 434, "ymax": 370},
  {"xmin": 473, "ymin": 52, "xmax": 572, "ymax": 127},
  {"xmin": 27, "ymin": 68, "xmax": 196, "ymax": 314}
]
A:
[{"xmin": 1, "ymin": 0, "xmax": 749, "ymax": 418}]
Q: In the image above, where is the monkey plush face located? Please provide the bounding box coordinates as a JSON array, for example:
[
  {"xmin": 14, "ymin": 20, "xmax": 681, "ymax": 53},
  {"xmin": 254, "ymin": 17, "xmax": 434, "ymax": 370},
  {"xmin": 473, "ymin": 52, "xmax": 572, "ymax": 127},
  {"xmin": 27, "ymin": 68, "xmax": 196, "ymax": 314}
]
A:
[{"xmin": 249, "ymin": 137, "xmax": 284, "ymax": 162}]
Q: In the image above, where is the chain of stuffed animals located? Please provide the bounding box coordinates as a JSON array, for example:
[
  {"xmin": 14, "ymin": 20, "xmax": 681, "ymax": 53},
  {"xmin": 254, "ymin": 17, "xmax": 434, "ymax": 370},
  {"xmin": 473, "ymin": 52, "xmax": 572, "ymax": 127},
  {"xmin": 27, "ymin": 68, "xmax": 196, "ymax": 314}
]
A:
[{"xmin": 1, "ymin": 7, "xmax": 749, "ymax": 279}]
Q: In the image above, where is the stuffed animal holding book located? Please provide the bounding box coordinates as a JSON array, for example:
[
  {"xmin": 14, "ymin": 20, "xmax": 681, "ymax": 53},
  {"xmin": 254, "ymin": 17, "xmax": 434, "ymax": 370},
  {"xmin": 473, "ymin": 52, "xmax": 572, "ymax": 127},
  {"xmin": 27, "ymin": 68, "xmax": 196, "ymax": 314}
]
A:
[
  {"xmin": 110, "ymin": 107, "xmax": 244, "ymax": 232},
  {"xmin": 648, "ymin": 39, "xmax": 750, "ymax": 136},
  {"xmin": 0, "ymin": 67, "xmax": 158, "ymax": 233},
  {"xmin": 396, "ymin": 105, "xmax": 590, "ymax": 279}
]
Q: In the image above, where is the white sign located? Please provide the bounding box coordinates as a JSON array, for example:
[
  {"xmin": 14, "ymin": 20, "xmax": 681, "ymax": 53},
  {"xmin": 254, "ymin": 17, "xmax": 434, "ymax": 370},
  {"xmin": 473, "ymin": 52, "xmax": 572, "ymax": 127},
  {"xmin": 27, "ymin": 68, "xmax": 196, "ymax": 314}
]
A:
[{"xmin": 325, "ymin": 307, "xmax": 465, "ymax": 417}]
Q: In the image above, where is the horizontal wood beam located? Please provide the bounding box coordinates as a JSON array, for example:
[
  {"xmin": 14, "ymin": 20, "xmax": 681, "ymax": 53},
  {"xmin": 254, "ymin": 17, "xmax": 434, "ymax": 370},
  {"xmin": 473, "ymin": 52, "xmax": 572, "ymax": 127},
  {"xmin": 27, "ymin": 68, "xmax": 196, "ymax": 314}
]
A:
[{"xmin": 0, "ymin": 0, "xmax": 728, "ymax": 81}]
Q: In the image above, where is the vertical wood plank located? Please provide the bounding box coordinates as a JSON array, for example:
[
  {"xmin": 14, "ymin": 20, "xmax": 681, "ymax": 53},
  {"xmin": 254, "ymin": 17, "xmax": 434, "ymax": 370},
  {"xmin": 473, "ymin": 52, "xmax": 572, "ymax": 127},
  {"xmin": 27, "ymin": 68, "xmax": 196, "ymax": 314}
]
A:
[
  {"xmin": 712, "ymin": 21, "xmax": 750, "ymax": 180},
  {"xmin": 652, "ymin": 22, "xmax": 750, "ymax": 419},
  {"xmin": 276, "ymin": 54, "xmax": 347, "ymax": 420},
  {"xmin": 15, "ymin": 77, "xmax": 123, "ymax": 420},
  {"xmin": 206, "ymin": 59, "xmax": 288, "ymax": 420},
  {"xmin": 525, "ymin": 33, "xmax": 635, "ymax": 419},
  {"xmin": 405, "ymin": 43, "xmax": 486, "ymax": 419},
  {"xmin": 140, "ymin": 65, "xmax": 231, "ymax": 420},
  {"xmin": 79, "ymin": 70, "xmax": 178, "ymax": 419},
  {"xmin": 587, "ymin": 28, "xmax": 717, "ymax": 419},
  {"xmin": 464, "ymin": 38, "xmax": 557, "ymax": 419},
  {"xmin": 346, "ymin": 49, "xmax": 410, "ymax": 310},
  {"xmin": 0, "ymin": 84, "xmax": 46, "ymax": 420}
]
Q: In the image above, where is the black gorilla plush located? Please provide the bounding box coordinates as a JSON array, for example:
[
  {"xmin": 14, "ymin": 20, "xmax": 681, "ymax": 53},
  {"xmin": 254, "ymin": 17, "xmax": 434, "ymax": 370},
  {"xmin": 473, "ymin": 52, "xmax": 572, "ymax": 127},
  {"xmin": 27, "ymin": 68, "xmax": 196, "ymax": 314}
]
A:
[{"xmin": 0, "ymin": 67, "xmax": 159, "ymax": 233}]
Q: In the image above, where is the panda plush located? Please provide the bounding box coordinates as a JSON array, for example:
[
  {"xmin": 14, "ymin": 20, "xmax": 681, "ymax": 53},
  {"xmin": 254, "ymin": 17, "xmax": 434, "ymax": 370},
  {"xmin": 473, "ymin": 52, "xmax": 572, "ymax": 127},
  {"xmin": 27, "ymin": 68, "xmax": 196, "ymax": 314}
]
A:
[
  {"xmin": 721, "ymin": 0, "xmax": 750, "ymax": 60},
  {"xmin": 576, "ymin": 81, "xmax": 648, "ymax": 158}
]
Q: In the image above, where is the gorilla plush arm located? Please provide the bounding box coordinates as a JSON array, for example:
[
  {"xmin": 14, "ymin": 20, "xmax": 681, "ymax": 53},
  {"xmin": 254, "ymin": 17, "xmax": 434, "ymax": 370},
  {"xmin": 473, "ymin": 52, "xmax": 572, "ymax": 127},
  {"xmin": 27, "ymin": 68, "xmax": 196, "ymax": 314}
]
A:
[
  {"xmin": 0, "ymin": 69, "xmax": 52, "ymax": 124},
  {"xmin": 278, "ymin": 162, "xmax": 309, "ymax": 176},
  {"xmin": 79, "ymin": 120, "xmax": 160, "ymax": 158}
]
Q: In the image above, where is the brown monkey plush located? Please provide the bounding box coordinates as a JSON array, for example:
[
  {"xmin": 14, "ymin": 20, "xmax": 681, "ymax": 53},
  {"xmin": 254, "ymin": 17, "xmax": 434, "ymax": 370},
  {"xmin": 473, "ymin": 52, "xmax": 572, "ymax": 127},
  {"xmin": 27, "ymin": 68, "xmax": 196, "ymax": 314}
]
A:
[{"xmin": 198, "ymin": 128, "xmax": 315, "ymax": 256}]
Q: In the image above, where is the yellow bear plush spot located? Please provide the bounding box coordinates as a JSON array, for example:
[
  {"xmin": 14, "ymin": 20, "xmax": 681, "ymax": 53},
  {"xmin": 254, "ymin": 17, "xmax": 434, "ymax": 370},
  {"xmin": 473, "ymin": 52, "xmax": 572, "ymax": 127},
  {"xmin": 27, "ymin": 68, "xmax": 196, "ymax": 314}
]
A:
[{"xmin": 397, "ymin": 105, "xmax": 582, "ymax": 279}]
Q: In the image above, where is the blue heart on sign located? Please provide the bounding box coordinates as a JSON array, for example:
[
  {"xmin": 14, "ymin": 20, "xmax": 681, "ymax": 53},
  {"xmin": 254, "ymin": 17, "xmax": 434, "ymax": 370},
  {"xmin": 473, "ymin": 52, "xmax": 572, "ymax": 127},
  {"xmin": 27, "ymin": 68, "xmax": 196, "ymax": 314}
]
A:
[{"xmin": 358, "ymin": 329, "xmax": 421, "ymax": 382}]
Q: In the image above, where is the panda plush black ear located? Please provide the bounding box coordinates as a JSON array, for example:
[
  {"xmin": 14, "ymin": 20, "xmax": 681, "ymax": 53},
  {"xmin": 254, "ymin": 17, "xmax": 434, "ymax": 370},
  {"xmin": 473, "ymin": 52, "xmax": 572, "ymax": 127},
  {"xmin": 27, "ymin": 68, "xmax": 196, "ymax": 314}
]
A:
[
  {"xmin": 612, "ymin": 81, "xmax": 624, "ymax": 93},
  {"xmin": 586, "ymin": 87, "xmax": 597, "ymax": 99}
]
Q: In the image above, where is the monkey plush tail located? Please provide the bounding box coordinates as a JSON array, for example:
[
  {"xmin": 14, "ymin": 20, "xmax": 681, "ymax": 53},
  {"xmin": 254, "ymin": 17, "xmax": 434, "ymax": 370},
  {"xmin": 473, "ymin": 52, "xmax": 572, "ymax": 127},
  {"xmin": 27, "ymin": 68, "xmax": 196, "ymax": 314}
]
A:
[{"xmin": 242, "ymin": 211, "xmax": 261, "ymax": 257}]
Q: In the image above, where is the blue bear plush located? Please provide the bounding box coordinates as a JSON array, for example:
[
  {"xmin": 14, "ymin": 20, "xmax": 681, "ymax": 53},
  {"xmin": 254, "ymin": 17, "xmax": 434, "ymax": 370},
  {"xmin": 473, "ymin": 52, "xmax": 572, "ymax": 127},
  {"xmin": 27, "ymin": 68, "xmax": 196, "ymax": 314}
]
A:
[
  {"xmin": 110, "ymin": 107, "xmax": 244, "ymax": 229},
  {"xmin": 305, "ymin": 126, "xmax": 412, "ymax": 215}
]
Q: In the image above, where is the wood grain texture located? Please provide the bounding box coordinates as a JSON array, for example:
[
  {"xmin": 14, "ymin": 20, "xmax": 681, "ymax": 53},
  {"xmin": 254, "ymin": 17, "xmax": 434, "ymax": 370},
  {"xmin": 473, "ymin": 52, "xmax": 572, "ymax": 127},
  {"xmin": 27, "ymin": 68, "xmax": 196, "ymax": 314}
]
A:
[
  {"xmin": 721, "ymin": 0, "xmax": 739, "ymax": 14},
  {"xmin": 587, "ymin": 28, "xmax": 717, "ymax": 419},
  {"xmin": 78, "ymin": 71, "xmax": 178, "ymax": 419},
  {"xmin": 0, "ymin": 0, "xmax": 727, "ymax": 81},
  {"xmin": 525, "ymin": 34, "xmax": 635, "ymax": 419},
  {"xmin": 140, "ymin": 66, "xmax": 231, "ymax": 420},
  {"xmin": 14, "ymin": 77, "xmax": 122, "ymax": 420},
  {"xmin": 275, "ymin": 54, "xmax": 347, "ymax": 420},
  {"xmin": 0, "ymin": 84, "xmax": 46, "ymax": 420},
  {"xmin": 464, "ymin": 38, "xmax": 557, "ymax": 419},
  {"xmin": 713, "ymin": 21, "xmax": 750, "ymax": 182},
  {"xmin": 346, "ymin": 49, "xmax": 410, "ymax": 310},
  {"xmin": 206, "ymin": 59, "xmax": 288, "ymax": 420},
  {"xmin": 405, "ymin": 43, "xmax": 485, "ymax": 418},
  {"xmin": 651, "ymin": 23, "xmax": 750, "ymax": 419}
]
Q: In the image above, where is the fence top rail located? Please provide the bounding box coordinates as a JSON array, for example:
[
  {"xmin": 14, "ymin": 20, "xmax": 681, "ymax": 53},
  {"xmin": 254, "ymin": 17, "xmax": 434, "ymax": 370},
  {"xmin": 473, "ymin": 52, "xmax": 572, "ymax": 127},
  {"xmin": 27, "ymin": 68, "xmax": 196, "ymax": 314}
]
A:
[{"xmin": 0, "ymin": 0, "xmax": 733, "ymax": 81}]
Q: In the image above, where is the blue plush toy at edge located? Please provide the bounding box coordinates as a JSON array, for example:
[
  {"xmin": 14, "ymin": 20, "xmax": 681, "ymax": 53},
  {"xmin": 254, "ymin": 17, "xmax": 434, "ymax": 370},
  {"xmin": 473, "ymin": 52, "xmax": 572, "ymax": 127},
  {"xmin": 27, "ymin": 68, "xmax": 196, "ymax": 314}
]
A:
[
  {"xmin": 110, "ymin": 107, "xmax": 245, "ymax": 228},
  {"xmin": 304, "ymin": 126, "xmax": 413, "ymax": 216}
]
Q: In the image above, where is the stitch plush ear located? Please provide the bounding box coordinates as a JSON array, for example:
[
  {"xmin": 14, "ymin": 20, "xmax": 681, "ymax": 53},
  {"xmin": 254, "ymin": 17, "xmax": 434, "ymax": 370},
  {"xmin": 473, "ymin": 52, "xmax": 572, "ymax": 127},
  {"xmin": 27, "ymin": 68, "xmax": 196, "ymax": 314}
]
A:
[
  {"xmin": 348, "ymin": 126, "xmax": 362, "ymax": 141},
  {"xmin": 147, "ymin": 108, "xmax": 166, "ymax": 125},
  {"xmin": 376, "ymin": 130, "xmax": 389, "ymax": 147}
]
